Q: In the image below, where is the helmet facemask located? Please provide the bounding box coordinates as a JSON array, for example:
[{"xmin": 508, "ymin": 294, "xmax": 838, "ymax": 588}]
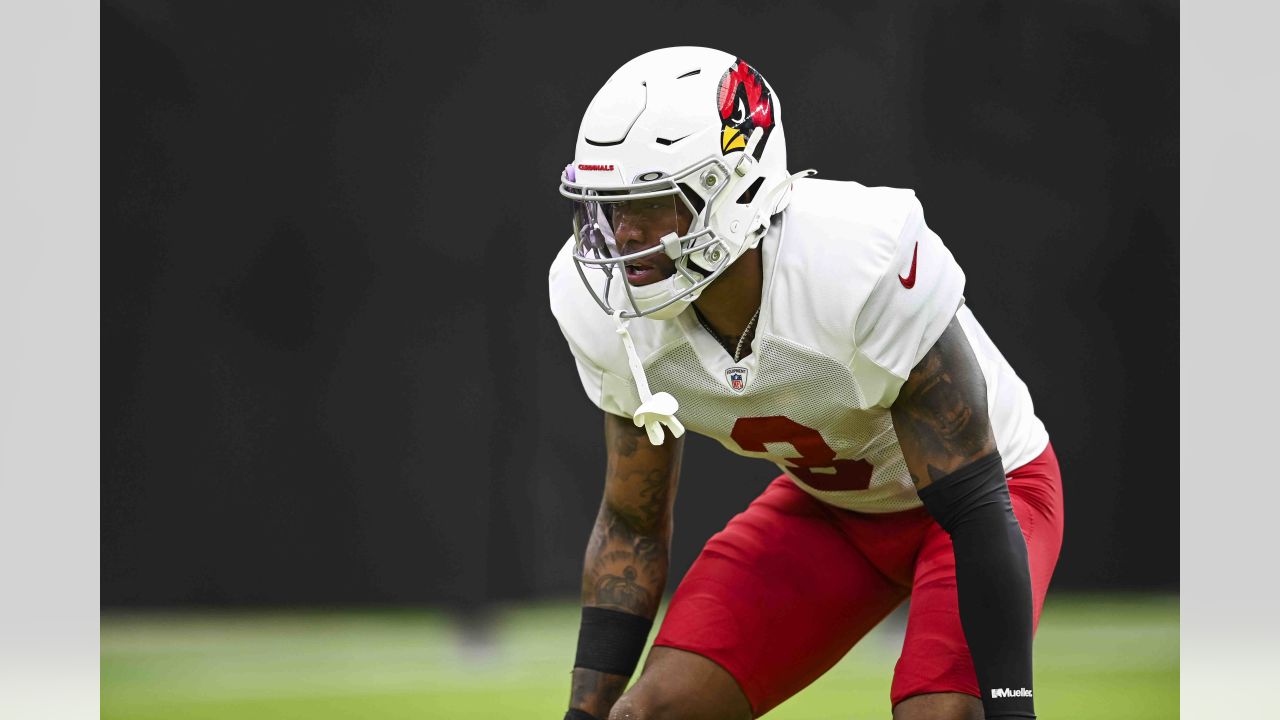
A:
[
  {"xmin": 563, "ymin": 156, "xmax": 742, "ymax": 320},
  {"xmin": 561, "ymin": 143, "xmax": 780, "ymax": 321}
]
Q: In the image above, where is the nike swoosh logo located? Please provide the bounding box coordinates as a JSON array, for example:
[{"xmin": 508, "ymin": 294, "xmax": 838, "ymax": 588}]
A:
[
  {"xmin": 656, "ymin": 133, "xmax": 694, "ymax": 146},
  {"xmin": 898, "ymin": 242, "xmax": 918, "ymax": 289}
]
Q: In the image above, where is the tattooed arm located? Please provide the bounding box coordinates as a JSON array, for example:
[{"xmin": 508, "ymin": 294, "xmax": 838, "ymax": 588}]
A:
[
  {"xmin": 891, "ymin": 316, "xmax": 1039, "ymax": 719},
  {"xmin": 568, "ymin": 411, "xmax": 684, "ymax": 718},
  {"xmin": 890, "ymin": 316, "xmax": 996, "ymax": 489}
]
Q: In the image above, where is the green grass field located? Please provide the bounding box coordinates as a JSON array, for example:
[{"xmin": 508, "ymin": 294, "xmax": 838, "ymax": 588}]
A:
[{"xmin": 102, "ymin": 593, "xmax": 1177, "ymax": 719}]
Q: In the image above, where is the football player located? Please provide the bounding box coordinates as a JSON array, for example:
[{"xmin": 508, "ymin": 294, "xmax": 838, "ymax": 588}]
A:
[{"xmin": 551, "ymin": 47, "xmax": 1063, "ymax": 720}]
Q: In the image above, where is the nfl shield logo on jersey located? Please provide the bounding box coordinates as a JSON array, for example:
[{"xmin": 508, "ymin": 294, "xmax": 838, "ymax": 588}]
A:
[{"xmin": 725, "ymin": 366, "xmax": 748, "ymax": 393}]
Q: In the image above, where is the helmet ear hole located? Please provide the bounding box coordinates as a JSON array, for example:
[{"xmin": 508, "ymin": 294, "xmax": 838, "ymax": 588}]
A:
[
  {"xmin": 736, "ymin": 177, "xmax": 765, "ymax": 205},
  {"xmin": 686, "ymin": 256, "xmax": 714, "ymax": 275},
  {"xmin": 676, "ymin": 183, "xmax": 706, "ymax": 214}
]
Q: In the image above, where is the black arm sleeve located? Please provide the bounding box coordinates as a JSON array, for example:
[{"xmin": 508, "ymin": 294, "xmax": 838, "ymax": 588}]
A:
[{"xmin": 916, "ymin": 451, "xmax": 1036, "ymax": 720}]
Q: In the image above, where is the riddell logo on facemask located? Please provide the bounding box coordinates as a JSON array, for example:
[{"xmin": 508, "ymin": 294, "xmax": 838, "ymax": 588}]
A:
[
  {"xmin": 576, "ymin": 163, "xmax": 615, "ymax": 171},
  {"xmin": 991, "ymin": 688, "xmax": 1033, "ymax": 699}
]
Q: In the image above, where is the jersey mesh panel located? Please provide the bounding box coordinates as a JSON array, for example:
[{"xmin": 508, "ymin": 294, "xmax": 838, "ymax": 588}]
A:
[{"xmin": 644, "ymin": 334, "xmax": 921, "ymax": 513}]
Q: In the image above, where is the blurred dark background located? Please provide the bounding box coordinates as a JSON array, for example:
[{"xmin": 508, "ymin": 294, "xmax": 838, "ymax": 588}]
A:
[{"xmin": 103, "ymin": 0, "xmax": 1177, "ymax": 607}]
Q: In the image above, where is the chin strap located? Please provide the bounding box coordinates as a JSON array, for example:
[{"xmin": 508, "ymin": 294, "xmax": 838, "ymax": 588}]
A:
[{"xmin": 612, "ymin": 310, "xmax": 685, "ymax": 446}]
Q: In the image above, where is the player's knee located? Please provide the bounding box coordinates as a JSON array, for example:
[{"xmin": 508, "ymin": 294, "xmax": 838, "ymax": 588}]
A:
[
  {"xmin": 607, "ymin": 693, "xmax": 640, "ymax": 720},
  {"xmin": 892, "ymin": 692, "xmax": 983, "ymax": 720},
  {"xmin": 608, "ymin": 683, "xmax": 749, "ymax": 720},
  {"xmin": 607, "ymin": 690, "xmax": 655, "ymax": 720},
  {"xmin": 606, "ymin": 688, "xmax": 673, "ymax": 720}
]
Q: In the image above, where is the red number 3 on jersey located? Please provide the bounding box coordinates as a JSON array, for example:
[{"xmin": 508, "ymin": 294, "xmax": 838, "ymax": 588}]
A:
[{"xmin": 730, "ymin": 416, "xmax": 874, "ymax": 491}]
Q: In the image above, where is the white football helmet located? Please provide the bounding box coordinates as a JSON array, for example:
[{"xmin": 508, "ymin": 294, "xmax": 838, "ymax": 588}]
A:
[{"xmin": 559, "ymin": 47, "xmax": 810, "ymax": 321}]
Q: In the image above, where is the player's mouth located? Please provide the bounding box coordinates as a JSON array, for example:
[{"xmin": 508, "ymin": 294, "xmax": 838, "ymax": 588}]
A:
[{"xmin": 623, "ymin": 259, "xmax": 671, "ymax": 286}]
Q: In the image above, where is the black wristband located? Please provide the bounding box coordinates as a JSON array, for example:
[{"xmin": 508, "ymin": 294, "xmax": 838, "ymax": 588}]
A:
[
  {"xmin": 573, "ymin": 606, "xmax": 654, "ymax": 677},
  {"xmin": 917, "ymin": 451, "xmax": 1037, "ymax": 719},
  {"xmin": 564, "ymin": 709, "xmax": 601, "ymax": 720}
]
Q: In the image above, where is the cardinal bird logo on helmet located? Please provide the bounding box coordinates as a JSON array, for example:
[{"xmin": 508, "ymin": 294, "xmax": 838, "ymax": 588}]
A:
[{"xmin": 717, "ymin": 59, "xmax": 774, "ymax": 158}]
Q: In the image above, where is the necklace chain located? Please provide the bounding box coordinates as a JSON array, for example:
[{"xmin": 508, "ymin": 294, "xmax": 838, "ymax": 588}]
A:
[
  {"xmin": 697, "ymin": 306, "xmax": 760, "ymax": 363},
  {"xmin": 734, "ymin": 308, "xmax": 760, "ymax": 362}
]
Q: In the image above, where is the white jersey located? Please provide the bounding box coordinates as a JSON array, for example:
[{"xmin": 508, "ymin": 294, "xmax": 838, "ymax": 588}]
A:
[{"xmin": 549, "ymin": 178, "xmax": 1048, "ymax": 513}]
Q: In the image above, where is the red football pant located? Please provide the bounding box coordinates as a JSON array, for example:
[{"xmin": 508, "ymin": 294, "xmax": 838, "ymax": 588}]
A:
[{"xmin": 652, "ymin": 443, "xmax": 1064, "ymax": 715}]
